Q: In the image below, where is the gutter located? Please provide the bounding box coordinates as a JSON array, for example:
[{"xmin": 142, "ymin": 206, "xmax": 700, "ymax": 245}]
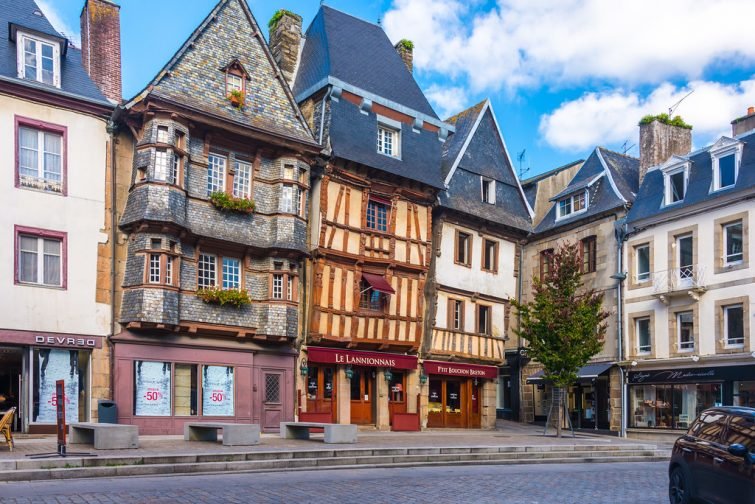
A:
[{"xmin": 107, "ymin": 119, "xmax": 118, "ymax": 402}]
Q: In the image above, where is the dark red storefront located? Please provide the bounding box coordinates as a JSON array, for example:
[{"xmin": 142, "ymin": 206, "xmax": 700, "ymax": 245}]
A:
[{"xmin": 424, "ymin": 360, "xmax": 497, "ymax": 429}]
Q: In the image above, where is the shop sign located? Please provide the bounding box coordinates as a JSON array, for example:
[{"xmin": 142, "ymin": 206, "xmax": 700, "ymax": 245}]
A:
[
  {"xmin": 628, "ymin": 365, "xmax": 755, "ymax": 384},
  {"xmin": 0, "ymin": 329, "xmax": 102, "ymax": 349},
  {"xmin": 423, "ymin": 360, "xmax": 498, "ymax": 380},
  {"xmin": 307, "ymin": 347, "xmax": 417, "ymax": 370}
]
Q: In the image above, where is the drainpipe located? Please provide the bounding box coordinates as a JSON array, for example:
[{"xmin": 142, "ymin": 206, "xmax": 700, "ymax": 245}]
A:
[
  {"xmin": 107, "ymin": 119, "xmax": 118, "ymax": 402},
  {"xmin": 516, "ymin": 238, "xmax": 526, "ymax": 421},
  {"xmin": 613, "ymin": 217, "xmax": 629, "ymax": 437}
]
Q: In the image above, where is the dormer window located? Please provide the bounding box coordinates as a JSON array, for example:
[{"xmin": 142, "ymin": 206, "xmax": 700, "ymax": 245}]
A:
[
  {"xmin": 711, "ymin": 147, "xmax": 741, "ymax": 192},
  {"xmin": 556, "ymin": 190, "xmax": 587, "ymax": 219},
  {"xmin": 17, "ymin": 32, "xmax": 60, "ymax": 87},
  {"xmin": 226, "ymin": 73, "xmax": 243, "ymax": 95},
  {"xmin": 666, "ymin": 168, "xmax": 687, "ymax": 204},
  {"xmin": 377, "ymin": 116, "xmax": 402, "ymax": 158},
  {"xmin": 481, "ymin": 178, "xmax": 495, "ymax": 204},
  {"xmin": 220, "ymin": 59, "xmax": 250, "ymax": 107}
]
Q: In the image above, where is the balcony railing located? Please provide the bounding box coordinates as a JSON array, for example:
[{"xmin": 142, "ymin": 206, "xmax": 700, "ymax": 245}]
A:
[{"xmin": 651, "ymin": 265, "xmax": 706, "ymax": 302}]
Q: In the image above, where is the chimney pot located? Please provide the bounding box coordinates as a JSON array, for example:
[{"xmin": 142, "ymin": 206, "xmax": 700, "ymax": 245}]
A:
[
  {"xmin": 731, "ymin": 106, "xmax": 755, "ymax": 137},
  {"xmin": 639, "ymin": 117, "xmax": 692, "ymax": 185},
  {"xmin": 268, "ymin": 10, "xmax": 303, "ymax": 87},
  {"xmin": 80, "ymin": 0, "xmax": 121, "ymax": 103}
]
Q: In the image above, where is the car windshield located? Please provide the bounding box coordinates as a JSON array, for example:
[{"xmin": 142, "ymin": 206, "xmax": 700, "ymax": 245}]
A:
[{"xmin": 689, "ymin": 412, "xmax": 727, "ymax": 443}]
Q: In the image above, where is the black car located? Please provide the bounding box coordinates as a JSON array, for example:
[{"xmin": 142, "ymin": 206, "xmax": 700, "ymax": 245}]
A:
[{"xmin": 669, "ymin": 406, "xmax": 755, "ymax": 504}]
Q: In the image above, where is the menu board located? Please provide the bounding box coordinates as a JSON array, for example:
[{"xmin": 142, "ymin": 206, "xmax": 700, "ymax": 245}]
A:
[
  {"xmin": 202, "ymin": 366, "xmax": 234, "ymax": 416},
  {"xmin": 36, "ymin": 349, "xmax": 79, "ymax": 423},
  {"xmin": 134, "ymin": 361, "xmax": 171, "ymax": 416}
]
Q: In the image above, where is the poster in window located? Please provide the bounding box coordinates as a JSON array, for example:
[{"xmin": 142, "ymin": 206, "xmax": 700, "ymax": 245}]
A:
[
  {"xmin": 35, "ymin": 349, "xmax": 79, "ymax": 423},
  {"xmin": 202, "ymin": 366, "xmax": 234, "ymax": 416},
  {"xmin": 134, "ymin": 361, "xmax": 171, "ymax": 416}
]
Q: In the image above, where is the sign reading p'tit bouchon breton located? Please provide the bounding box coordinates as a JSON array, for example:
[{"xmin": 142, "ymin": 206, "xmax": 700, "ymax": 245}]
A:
[
  {"xmin": 0, "ymin": 330, "xmax": 102, "ymax": 349},
  {"xmin": 423, "ymin": 360, "xmax": 498, "ymax": 380}
]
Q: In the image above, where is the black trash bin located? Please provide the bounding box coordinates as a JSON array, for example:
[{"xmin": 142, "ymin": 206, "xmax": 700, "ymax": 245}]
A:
[{"xmin": 98, "ymin": 399, "xmax": 117, "ymax": 424}]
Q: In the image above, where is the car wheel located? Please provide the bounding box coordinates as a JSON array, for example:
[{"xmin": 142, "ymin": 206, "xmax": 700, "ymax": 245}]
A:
[{"xmin": 669, "ymin": 467, "xmax": 691, "ymax": 504}]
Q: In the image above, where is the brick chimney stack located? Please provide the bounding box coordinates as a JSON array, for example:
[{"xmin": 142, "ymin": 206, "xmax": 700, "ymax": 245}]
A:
[
  {"xmin": 80, "ymin": 0, "xmax": 122, "ymax": 103},
  {"xmin": 639, "ymin": 118, "xmax": 692, "ymax": 185},
  {"xmin": 731, "ymin": 107, "xmax": 755, "ymax": 137},
  {"xmin": 394, "ymin": 40, "xmax": 413, "ymax": 73},
  {"xmin": 269, "ymin": 10, "xmax": 302, "ymax": 86}
]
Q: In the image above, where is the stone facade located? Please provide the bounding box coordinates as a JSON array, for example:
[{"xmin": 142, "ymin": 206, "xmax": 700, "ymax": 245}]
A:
[
  {"xmin": 269, "ymin": 11, "xmax": 303, "ymax": 84},
  {"xmin": 639, "ymin": 120, "xmax": 692, "ymax": 183}
]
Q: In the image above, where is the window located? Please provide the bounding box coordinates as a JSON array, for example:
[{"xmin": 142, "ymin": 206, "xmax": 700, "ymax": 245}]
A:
[
  {"xmin": 174, "ymin": 364, "xmax": 198, "ymax": 416},
  {"xmin": 18, "ymin": 33, "xmax": 59, "ymax": 86},
  {"xmin": 636, "ymin": 317, "xmax": 651, "ymax": 354},
  {"xmin": 165, "ymin": 256, "xmax": 174, "ymax": 286},
  {"xmin": 482, "ymin": 239, "xmax": 498, "ymax": 273},
  {"xmin": 172, "ymin": 153, "xmax": 181, "ymax": 185},
  {"xmin": 197, "ymin": 253, "xmax": 217, "ymax": 288},
  {"xmin": 154, "ymin": 149, "xmax": 170, "ymax": 181},
  {"xmin": 281, "ymin": 185, "xmax": 295, "ymax": 213},
  {"xmin": 366, "ymin": 199, "xmax": 389, "ymax": 232},
  {"xmin": 226, "ymin": 73, "xmax": 243, "ymax": 95},
  {"xmin": 359, "ymin": 280, "xmax": 385, "ymax": 311},
  {"xmin": 175, "ymin": 131, "xmax": 186, "ymax": 150},
  {"xmin": 477, "ymin": 305, "xmax": 491, "ymax": 335},
  {"xmin": 677, "ymin": 311, "xmax": 694, "ymax": 351},
  {"xmin": 272, "ymin": 274, "xmax": 284, "ymax": 299},
  {"xmin": 724, "ymin": 221, "xmax": 743, "ymax": 265},
  {"xmin": 16, "ymin": 230, "xmax": 64, "ymax": 287},
  {"xmin": 677, "ymin": 234, "xmax": 694, "ymax": 280},
  {"xmin": 713, "ymin": 152, "xmax": 738, "ymax": 191},
  {"xmin": 448, "ymin": 299, "xmax": 464, "ymax": 331},
  {"xmin": 557, "ymin": 191, "xmax": 587, "ymax": 219},
  {"xmin": 201, "ymin": 366, "xmax": 234, "ymax": 416},
  {"xmin": 377, "ymin": 124, "xmax": 400, "ymax": 157},
  {"xmin": 33, "ymin": 349, "xmax": 89, "ymax": 423},
  {"xmin": 666, "ymin": 169, "xmax": 687, "ymax": 204},
  {"xmin": 455, "ymin": 231, "xmax": 471, "ymax": 266},
  {"xmin": 17, "ymin": 124, "xmax": 64, "ymax": 194},
  {"xmin": 283, "ymin": 164, "xmax": 295, "ymax": 180},
  {"xmin": 539, "ymin": 249, "xmax": 554, "ymax": 281},
  {"xmin": 207, "ymin": 154, "xmax": 226, "ymax": 195},
  {"xmin": 148, "ymin": 254, "xmax": 161, "ymax": 284},
  {"xmin": 222, "ymin": 257, "xmax": 241, "ymax": 290},
  {"xmin": 635, "ymin": 244, "xmax": 650, "ymax": 283},
  {"xmin": 481, "ymin": 178, "xmax": 495, "ymax": 204},
  {"xmin": 724, "ymin": 304, "xmax": 744, "ymax": 347},
  {"xmin": 233, "ymin": 160, "xmax": 252, "ymax": 199},
  {"xmin": 287, "ymin": 276, "xmax": 293, "ymax": 301},
  {"xmin": 156, "ymin": 126, "xmax": 169, "ymax": 144},
  {"xmin": 264, "ymin": 374, "xmax": 281, "ymax": 403},
  {"xmin": 581, "ymin": 236, "xmax": 596, "ymax": 274}
]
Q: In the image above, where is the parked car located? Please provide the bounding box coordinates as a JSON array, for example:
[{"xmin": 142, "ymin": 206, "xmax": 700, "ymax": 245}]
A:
[{"xmin": 669, "ymin": 406, "xmax": 755, "ymax": 504}]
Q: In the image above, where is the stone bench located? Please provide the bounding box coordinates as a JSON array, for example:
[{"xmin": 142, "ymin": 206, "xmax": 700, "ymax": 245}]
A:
[
  {"xmin": 280, "ymin": 422, "xmax": 357, "ymax": 444},
  {"xmin": 69, "ymin": 423, "xmax": 139, "ymax": 450},
  {"xmin": 184, "ymin": 422, "xmax": 260, "ymax": 446}
]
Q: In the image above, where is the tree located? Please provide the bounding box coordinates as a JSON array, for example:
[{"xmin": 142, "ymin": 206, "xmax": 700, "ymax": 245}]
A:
[{"xmin": 513, "ymin": 242, "xmax": 609, "ymax": 437}]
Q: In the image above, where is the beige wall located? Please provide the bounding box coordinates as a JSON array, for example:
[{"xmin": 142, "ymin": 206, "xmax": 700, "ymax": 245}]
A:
[{"xmin": 525, "ymin": 162, "xmax": 582, "ymax": 226}]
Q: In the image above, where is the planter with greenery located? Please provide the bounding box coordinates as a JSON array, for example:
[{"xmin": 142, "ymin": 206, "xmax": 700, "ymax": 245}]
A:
[
  {"xmin": 227, "ymin": 89, "xmax": 245, "ymax": 108},
  {"xmin": 196, "ymin": 286, "xmax": 251, "ymax": 307},
  {"xmin": 268, "ymin": 9, "xmax": 302, "ymax": 30},
  {"xmin": 397, "ymin": 39, "xmax": 414, "ymax": 51},
  {"xmin": 638, "ymin": 113, "xmax": 692, "ymax": 130},
  {"xmin": 209, "ymin": 191, "xmax": 255, "ymax": 213}
]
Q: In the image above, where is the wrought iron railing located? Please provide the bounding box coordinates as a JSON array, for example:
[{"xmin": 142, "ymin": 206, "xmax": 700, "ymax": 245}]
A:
[{"xmin": 652, "ymin": 265, "xmax": 706, "ymax": 294}]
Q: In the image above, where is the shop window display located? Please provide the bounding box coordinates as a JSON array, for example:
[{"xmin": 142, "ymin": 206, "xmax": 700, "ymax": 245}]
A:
[
  {"xmin": 734, "ymin": 381, "xmax": 755, "ymax": 407},
  {"xmin": 33, "ymin": 348, "xmax": 89, "ymax": 424},
  {"xmin": 202, "ymin": 366, "xmax": 234, "ymax": 416},
  {"xmin": 630, "ymin": 383, "xmax": 722, "ymax": 429},
  {"xmin": 174, "ymin": 364, "xmax": 198, "ymax": 416},
  {"xmin": 134, "ymin": 361, "xmax": 171, "ymax": 416}
]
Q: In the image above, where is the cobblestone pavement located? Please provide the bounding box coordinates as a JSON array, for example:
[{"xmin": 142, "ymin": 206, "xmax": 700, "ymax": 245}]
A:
[{"xmin": 0, "ymin": 461, "xmax": 668, "ymax": 503}]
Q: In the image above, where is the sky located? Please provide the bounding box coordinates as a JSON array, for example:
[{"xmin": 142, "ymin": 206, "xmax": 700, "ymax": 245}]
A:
[{"xmin": 40, "ymin": 0, "xmax": 755, "ymax": 178}]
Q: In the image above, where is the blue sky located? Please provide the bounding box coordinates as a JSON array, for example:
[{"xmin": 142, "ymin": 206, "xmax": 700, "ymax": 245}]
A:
[{"xmin": 41, "ymin": 0, "xmax": 755, "ymax": 178}]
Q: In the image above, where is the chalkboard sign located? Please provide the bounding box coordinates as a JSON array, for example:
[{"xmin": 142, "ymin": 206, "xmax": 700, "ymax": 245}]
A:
[{"xmin": 55, "ymin": 379, "xmax": 66, "ymax": 453}]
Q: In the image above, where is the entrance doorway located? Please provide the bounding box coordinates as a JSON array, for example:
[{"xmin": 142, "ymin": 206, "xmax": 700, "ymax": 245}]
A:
[
  {"xmin": 428, "ymin": 377, "xmax": 482, "ymax": 428},
  {"xmin": 306, "ymin": 365, "xmax": 336, "ymax": 422},
  {"xmin": 350, "ymin": 368, "xmax": 375, "ymax": 425},
  {"xmin": 0, "ymin": 347, "xmax": 23, "ymax": 431},
  {"xmin": 388, "ymin": 371, "xmax": 406, "ymax": 426}
]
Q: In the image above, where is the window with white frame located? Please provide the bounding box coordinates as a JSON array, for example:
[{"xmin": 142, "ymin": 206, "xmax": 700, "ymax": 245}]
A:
[
  {"xmin": 272, "ymin": 274, "xmax": 284, "ymax": 299},
  {"xmin": 636, "ymin": 317, "xmax": 651, "ymax": 354},
  {"xmin": 665, "ymin": 168, "xmax": 687, "ymax": 204},
  {"xmin": 222, "ymin": 257, "xmax": 240, "ymax": 290},
  {"xmin": 481, "ymin": 178, "xmax": 495, "ymax": 204},
  {"xmin": 18, "ymin": 234, "xmax": 62, "ymax": 286},
  {"xmin": 207, "ymin": 154, "xmax": 226, "ymax": 195},
  {"xmin": 723, "ymin": 304, "xmax": 744, "ymax": 347},
  {"xmin": 233, "ymin": 160, "xmax": 252, "ymax": 199},
  {"xmin": 165, "ymin": 256, "xmax": 174, "ymax": 286},
  {"xmin": 635, "ymin": 244, "xmax": 650, "ymax": 283},
  {"xmin": 171, "ymin": 153, "xmax": 180, "ymax": 184},
  {"xmin": 377, "ymin": 124, "xmax": 400, "ymax": 157},
  {"xmin": 281, "ymin": 185, "xmax": 295, "ymax": 213},
  {"xmin": 148, "ymin": 254, "xmax": 161, "ymax": 284},
  {"xmin": 18, "ymin": 33, "xmax": 59, "ymax": 86},
  {"xmin": 556, "ymin": 191, "xmax": 586, "ymax": 219},
  {"xmin": 226, "ymin": 73, "xmax": 243, "ymax": 95},
  {"xmin": 677, "ymin": 234, "xmax": 694, "ymax": 280},
  {"xmin": 197, "ymin": 253, "xmax": 217, "ymax": 288},
  {"xmin": 287, "ymin": 276, "xmax": 293, "ymax": 301},
  {"xmin": 154, "ymin": 149, "xmax": 170, "ymax": 181},
  {"xmin": 156, "ymin": 126, "xmax": 169, "ymax": 144},
  {"xmin": 724, "ymin": 221, "xmax": 743, "ymax": 265},
  {"xmin": 714, "ymin": 153, "xmax": 737, "ymax": 190},
  {"xmin": 18, "ymin": 126, "xmax": 63, "ymax": 193},
  {"xmin": 677, "ymin": 311, "xmax": 694, "ymax": 351}
]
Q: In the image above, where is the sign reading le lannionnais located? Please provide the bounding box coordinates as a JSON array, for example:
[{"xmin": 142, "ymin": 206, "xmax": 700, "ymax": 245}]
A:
[{"xmin": 306, "ymin": 347, "xmax": 418, "ymax": 370}]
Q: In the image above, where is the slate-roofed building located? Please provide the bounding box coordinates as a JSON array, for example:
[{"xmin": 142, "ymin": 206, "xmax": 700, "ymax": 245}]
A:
[
  {"xmin": 422, "ymin": 100, "xmax": 531, "ymax": 428},
  {"xmin": 270, "ymin": 6, "xmax": 451, "ymax": 429},
  {"xmin": 519, "ymin": 146, "xmax": 640, "ymax": 432},
  {"xmin": 0, "ymin": 0, "xmax": 114, "ymax": 432},
  {"xmin": 108, "ymin": 0, "xmax": 320, "ymax": 434},
  {"xmin": 623, "ymin": 114, "xmax": 755, "ymax": 438}
]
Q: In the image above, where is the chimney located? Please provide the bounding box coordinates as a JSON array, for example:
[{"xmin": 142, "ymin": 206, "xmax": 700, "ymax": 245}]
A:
[
  {"xmin": 731, "ymin": 106, "xmax": 755, "ymax": 137},
  {"xmin": 268, "ymin": 10, "xmax": 302, "ymax": 86},
  {"xmin": 80, "ymin": 0, "xmax": 122, "ymax": 103},
  {"xmin": 638, "ymin": 115, "xmax": 692, "ymax": 184},
  {"xmin": 394, "ymin": 39, "xmax": 413, "ymax": 73}
]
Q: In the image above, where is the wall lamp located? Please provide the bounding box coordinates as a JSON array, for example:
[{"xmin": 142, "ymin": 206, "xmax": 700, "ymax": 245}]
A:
[
  {"xmin": 384, "ymin": 368, "xmax": 393, "ymax": 383},
  {"xmin": 345, "ymin": 365, "xmax": 354, "ymax": 381},
  {"xmin": 299, "ymin": 358, "xmax": 308, "ymax": 377}
]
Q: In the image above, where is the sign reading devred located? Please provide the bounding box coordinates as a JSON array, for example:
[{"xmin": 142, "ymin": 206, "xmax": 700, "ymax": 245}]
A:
[
  {"xmin": 423, "ymin": 360, "xmax": 498, "ymax": 379},
  {"xmin": 307, "ymin": 347, "xmax": 417, "ymax": 370},
  {"xmin": 0, "ymin": 329, "xmax": 102, "ymax": 349}
]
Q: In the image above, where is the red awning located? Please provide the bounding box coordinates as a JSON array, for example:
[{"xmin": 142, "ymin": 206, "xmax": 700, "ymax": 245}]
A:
[
  {"xmin": 362, "ymin": 273, "xmax": 395, "ymax": 294},
  {"xmin": 423, "ymin": 360, "xmax": 498, "ymax": 380}
]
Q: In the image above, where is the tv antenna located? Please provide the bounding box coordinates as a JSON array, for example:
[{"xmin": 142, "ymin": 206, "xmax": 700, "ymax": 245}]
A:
[
  {"xmin": 517, "ymin": 149, "xmax": 529, "ymax": 178},
  {"xmin": 668, "ymin": 90, "xmax": 694, "ymax": 117},
  {"xmin": 621, "ymin": 140, "xmax": 636, "ymax": 156}
]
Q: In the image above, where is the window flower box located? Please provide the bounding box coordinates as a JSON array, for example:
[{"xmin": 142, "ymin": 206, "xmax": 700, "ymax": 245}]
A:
[
  {"xmin": 209, "ymin": 191, "xmax": 255, "ymax": 213},
  {"xmin": 196, "ymin": 286, "xmax": 251, "ymax": 307}
]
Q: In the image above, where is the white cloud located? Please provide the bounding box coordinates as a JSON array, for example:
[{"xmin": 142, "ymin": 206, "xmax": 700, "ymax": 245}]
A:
[
  {"xmin": 539, "ymin": 80, "xmax": 755, "ymax": 151},
  {"xmin": 36, "ymin": 0, "xmax": 81, "ymax": 47},
  {"xmin": 425, "ymin": 84, "xmax": 469, "ymax": 119},
  {"xmin": 383, "ymin": 0, "xmax": 755, "ymax": 91}
]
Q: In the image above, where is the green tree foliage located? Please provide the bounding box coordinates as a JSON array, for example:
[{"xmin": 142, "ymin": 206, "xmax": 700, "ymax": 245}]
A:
[{"xmin": 638, "ymin": 113, "xmax": 692, "ymax": 130}]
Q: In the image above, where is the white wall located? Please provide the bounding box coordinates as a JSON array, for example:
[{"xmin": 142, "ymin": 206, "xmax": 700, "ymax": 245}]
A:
[{"xmin": 0, "ymin": 94, "xmax": 110, "ymax": 336}]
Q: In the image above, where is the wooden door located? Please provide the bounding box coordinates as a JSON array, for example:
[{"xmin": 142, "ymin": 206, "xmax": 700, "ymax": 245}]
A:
[
  {"xmin": 427, "ymin": 378, "xmax": 443, "ymax": 428},
  {"xmin": 350, "ymin": 368, "xmax": 374, "ymax": 425},
  {"xmin": 387, "ymin": 371, "xmax": 406, "ymax": 426},
  {"xmin": 445, "ymin": 379, "xmax": 463, "ymax": 428},
  {"xmin": 262, "ymin": 371, "xmax": 284, "ymax": 431},
  {"xmin": 467, "ymin": 380, "xmax": 481, "ymax": 428},
  {"xmin": 305, "ymin": 366, "xmax": 336, "ymax": 422}
]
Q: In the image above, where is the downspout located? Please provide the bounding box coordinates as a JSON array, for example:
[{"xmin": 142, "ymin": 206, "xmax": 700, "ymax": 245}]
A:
[
  {"xmin": 107, "ymin": 119, "xmax": 118, "ymax": 402},
  {"xmin": 516, "ymin": 237, "xmax": 526, "ymax": 421},
  {"xmin": 614, "ymin": 216, "xmax": 628, "ymax": 437}
]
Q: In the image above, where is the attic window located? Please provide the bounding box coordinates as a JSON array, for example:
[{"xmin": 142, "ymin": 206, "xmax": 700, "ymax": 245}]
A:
[
  {"xmin": 556, "ymin": 190, "xmax": 587, "ymax": 220},
  {"xmin": 481, "ymin": 178, "xmax": 495, "ymax": 204},
  {"xmin": 222, "ymin": 60, "xmax": 250, "ymax": 105},
  {"xmin": 376, "ymin": 116, "xmax": 402, "ymax": 159},
  {"xmin": 711, "ymin": 148, "xmax": 741, "ymax": 192},
  {"xmin": 17, "ymin": 32, "xmax": 60, "ymax": 87},
  {"xmin": 665, "ymin": 167, "xmax": 687, "ymax": 205}
]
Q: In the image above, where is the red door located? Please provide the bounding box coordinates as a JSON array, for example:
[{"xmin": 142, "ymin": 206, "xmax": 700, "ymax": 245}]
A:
[
  {"xmin": 388, "ymin": 371, "xmax": 406, "ymax": 426},
  {"xmin": 350, "ymin": 368, "xmax": 375, "ymax": 425},
  {"xmin": 305, "ymin": 366, "xmax": 336, "ymax": 422},
  {"xmin": 261, "ymin": 371, "xmax": 283, "ymax": 431}
]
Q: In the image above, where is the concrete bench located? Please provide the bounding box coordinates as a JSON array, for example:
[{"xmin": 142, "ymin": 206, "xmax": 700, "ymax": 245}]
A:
[
  {"xmin": 69, "ymin": 423, "xmax": 139, "ymax": 450},
  {"xmin": 280, "ymin": 422, "xmax": 357, "ymax": 444},
  {"xmin": 184, "ymin": 422, "xmax": 260, "ymax": 446}
]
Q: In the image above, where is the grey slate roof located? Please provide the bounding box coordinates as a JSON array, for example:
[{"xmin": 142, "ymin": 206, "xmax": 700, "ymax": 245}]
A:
[
  {"xmin": 627, "ymin": 130, "xmax": 755, "ymax": 226},
  {"xmin": 439, "ymin": 101, "xmax": 532, "ymax": 232},
  {"xmin": 293, "ymin": 5, "xmax": 438, "ymax": 119},
  {"xmin": 534, "ymin": 147, "xmax": 639, "ymax": 234},
  {"xmin": 125, "ymin": 0, "xmax": 316, "ymax": 146},
  {"xmin": 0, "ymin": 0, "xmax": 109, "ymax": 105},
  {"xmin": 328, "ymin": 97, "xmax": 445, "ymax": 189}
]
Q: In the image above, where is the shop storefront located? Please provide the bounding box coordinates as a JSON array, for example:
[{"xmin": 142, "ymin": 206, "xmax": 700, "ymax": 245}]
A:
[
  {"xmin": 0, "ymin": 329, "xmax": 103, "ymax": 433},
  {"xmin": 424, "ymin": 360, "xmax": 497, "ymax": 429},
  {"xmin": 627, "ymin": 364, "xmax": 755, "ymax": 431},
  {"xmin": 112, "ymin": 331, "xmax": 294, "ymax": 434},
  {"xmin": 302, "ymin": 346, "xmax": 418, "ymax": 428}
]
